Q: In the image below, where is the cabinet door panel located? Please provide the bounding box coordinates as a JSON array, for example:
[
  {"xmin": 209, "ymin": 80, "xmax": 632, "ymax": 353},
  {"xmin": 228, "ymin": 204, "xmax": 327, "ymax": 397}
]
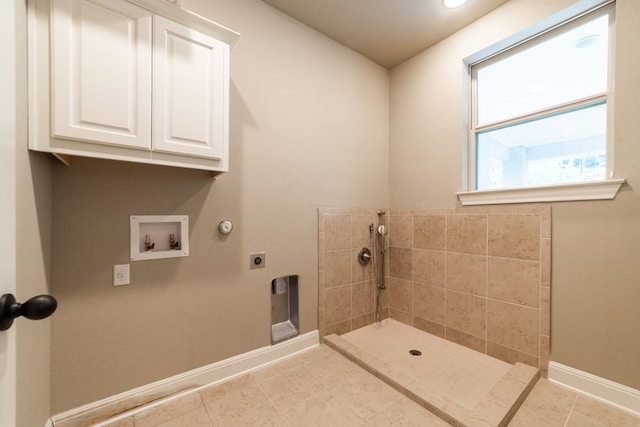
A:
[
  {"xmin": 52, "ymin": 0, "xmax": 151, "ymax": 149},
  {"xmin": 153, "ymin": 16, "xmax": 228, "ymax": 159}
]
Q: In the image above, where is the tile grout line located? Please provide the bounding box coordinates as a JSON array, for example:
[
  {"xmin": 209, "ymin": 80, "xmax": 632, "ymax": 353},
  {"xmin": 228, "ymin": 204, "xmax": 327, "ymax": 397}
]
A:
[{"xmin": 562, "ymin": 394, "xmax": 580, "ymax": 427}]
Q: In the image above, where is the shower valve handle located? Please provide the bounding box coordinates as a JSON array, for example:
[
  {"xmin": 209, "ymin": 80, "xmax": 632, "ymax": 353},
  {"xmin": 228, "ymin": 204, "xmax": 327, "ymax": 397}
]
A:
[{"xmin": 358, "ymin": 248, "xmax": 372, "ymax": 265}]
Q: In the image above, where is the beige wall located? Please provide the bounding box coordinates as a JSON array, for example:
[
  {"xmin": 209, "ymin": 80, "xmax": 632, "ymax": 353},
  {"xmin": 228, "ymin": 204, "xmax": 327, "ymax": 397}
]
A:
[
  {"xmin": 49, "ymin": 0, "xmax": 389, "ymax": 412},
  {"xmin": 38, "ymin": 0, "xmax": 640, "ymax": 415},
  {"xmin": 389, "ymin": 0, "xmax": 640, "ymax": 389}
]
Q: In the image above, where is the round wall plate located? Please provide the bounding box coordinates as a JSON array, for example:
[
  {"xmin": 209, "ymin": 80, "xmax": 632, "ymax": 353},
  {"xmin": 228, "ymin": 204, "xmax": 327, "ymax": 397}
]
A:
[{"xmin": 219, "ymin": 219, "xmax": 233, "ymax": 234}]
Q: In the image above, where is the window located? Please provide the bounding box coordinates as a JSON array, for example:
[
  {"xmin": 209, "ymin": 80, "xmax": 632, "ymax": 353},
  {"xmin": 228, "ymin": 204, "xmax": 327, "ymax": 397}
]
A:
[{"xmin": 460, "ymin": 1, "xmax": 624, "ymax": 205}]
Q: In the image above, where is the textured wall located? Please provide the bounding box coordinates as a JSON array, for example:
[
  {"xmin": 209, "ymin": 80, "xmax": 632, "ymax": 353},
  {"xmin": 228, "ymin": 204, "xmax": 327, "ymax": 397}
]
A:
[
  {"xmin": 50, "ymin": 0, "xmax": 389, "ymax": 412},
  {"xmin": 389, "ymin": 0, "xmax": 640, "ymax": 389}
]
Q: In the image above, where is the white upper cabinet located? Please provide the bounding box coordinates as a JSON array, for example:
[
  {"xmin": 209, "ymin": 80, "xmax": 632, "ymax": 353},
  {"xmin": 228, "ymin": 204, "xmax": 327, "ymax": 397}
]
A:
[
  {"xmin": 28, "ymin": 0, "xmax": 239, "ymax": 172},
  {"xmin": 52, "ymin": 0, "xmax": 152, "ymax": 149},
  {"xmin": 152, "ymin": 16, "xmax": 226, "ymax": 160}
]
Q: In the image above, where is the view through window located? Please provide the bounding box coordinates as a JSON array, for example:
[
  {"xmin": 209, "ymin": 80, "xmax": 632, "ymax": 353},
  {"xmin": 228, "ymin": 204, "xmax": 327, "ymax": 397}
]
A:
[{"xmin": 471, "ymin": 7, "xmax": 613, "ymax": 191}]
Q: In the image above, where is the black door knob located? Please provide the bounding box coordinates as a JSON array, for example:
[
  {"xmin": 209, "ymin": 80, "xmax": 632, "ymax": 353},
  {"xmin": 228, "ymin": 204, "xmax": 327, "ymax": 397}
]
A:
[{"xmin": 0, "ymin": 293, "xmax": 57, "ymax": 331}]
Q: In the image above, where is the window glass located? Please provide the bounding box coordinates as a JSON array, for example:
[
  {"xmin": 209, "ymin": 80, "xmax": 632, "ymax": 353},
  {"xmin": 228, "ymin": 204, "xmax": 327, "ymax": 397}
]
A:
[
  {"xmin": 476, "ymin": 102, "xmax": 606, "ymax": 189},
  {"xmin": 477, "ymin": 14, "xmax": 608, "ymax": 127},
  {"xmin": 471, "ymin": 6, "xmax": 612, "ymax": 191}
]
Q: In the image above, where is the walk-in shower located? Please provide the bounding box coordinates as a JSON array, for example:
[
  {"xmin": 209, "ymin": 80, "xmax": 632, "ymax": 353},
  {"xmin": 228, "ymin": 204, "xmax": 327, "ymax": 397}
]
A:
[{"xmin": 319, "ymin": 205, "xmax": 550, "ymax": 426}]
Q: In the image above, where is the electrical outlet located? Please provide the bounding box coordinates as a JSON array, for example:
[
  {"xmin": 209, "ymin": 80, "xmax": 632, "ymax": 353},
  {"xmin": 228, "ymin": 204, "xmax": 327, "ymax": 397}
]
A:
[
  {"xmin": 113, "ymin": 264, "xmax": 130, "ymax": 286},
  {"xmin": 250, "ymin": 252, "xmax": 265, "ymax": 269}
]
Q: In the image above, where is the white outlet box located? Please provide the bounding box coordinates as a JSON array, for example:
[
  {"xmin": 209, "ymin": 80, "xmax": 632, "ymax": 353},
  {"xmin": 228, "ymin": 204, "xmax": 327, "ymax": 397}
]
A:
[{"xmin": 113, "ymin": 264, "xmax": 130, "ymax": 286}]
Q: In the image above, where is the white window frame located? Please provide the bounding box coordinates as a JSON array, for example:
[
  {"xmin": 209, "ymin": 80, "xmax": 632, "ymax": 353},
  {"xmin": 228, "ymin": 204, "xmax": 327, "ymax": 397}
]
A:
[{"xmin": 458, "ymin": 0, "xmax": 624, "ymax": 206}]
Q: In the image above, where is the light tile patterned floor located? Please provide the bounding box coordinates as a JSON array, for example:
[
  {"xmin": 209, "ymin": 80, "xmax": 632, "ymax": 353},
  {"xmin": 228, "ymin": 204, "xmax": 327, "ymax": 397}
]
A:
[{"xmin": 100, "ymin": 345, "xmax": 640, "ymax": 427}]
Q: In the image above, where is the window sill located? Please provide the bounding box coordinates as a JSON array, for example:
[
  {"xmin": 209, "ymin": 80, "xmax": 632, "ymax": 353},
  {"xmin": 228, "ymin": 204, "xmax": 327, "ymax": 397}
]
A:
[{"xmin": 456, "ymin": 179, "xmax": 625, "ymax": 206}]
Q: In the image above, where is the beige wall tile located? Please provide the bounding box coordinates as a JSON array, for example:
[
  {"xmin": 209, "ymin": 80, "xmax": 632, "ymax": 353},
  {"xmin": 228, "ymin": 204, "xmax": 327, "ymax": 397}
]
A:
[
  {"xmin": 488, "ymin": 257, "xmax": 540, "ymax": 308},
  {"xmin": 414, "ymin": 282, "xmax": 445, "ymax": 323},
  {"xmin": 352, "ymin": 280, "xmax": 374, "ymax": 318},
  {"xmin": 352, "ymin": 312, "xmax": 375, "ymax": 330},
  {"xmin": 389, "ymin": 247, "xmax": 413, "ymax": 279},
  {"xmin": 414, "ymin": 215, "xmax": 446, "ymax": 250},
  {"xmin": 446, "ymin": 291, "xmax": 486, "ymax": 338},
  {"xmin": 378, "ymin": 284, "xmax": 389, "ymax": 309},
  {"xmin": 466, "ymin": 206, "xmax": 514, "ymax": 215},
  {"xmin": 487, "ymin": 300, "xmax": 539, "ymax": 355},
  {"xmin": 388, "ymin": 276, "xmax": 413, "ymax": 313},
  {"xmin": 324, "ymin": 285, "xmax": 352, "ymax": 326},
  {"xmin": 413, "ymin": 249, "xmax": 445, "ymax": 287},
  {"xmin": 389, "ymin": 214, "xmax": 413, "ymax": 248},
  {"xmin": 540, "ymin": 207, "xmax": 551, "ymax": 239},
  {"xmin": 540, "ymin": 335, "xmax": 550, "ymax": 377},
  {"xmin": 390, "ymin": 308, "xmax": 413, "ymax": 325},
  {"xmin": 541, "ymin": 286, "xmax": 550, "ymax": 336},
  {"xmin": 541, "ymin": 238, "xmax": 551, "ymax": 287},
  {"xmin": 488, "ymin": 214, "xmax": 540, "ymax": 260},
  {"xmin": 320, "ymin": 208, "xmax": 547, "ymax": 367},
  {"xmin": 413, "ymin": 316, "xmax": 446, "ymax": 338},
  {"xmin": 324, "ymin": 214, "xmax": 352, "ymax": 250},
  {"xmin": 324, "ymin": 319, "xmax": 352, "ymax": 336},
  {"xmin": 352, "ymin": 248, "xmax": 371, "ymax": 284},
  {"xmin": 446, "ymin": 327, "xmax": 487, "ymax": 353},
  {"xmin": 324, "ymin": 250, "xmax": 352, "ymax": 288},
  {"xmin": 446, "ymin": 252, "xmax": 487, "ymax": 296},
  {"xmin": 352, "ymin": 213, "xmax": 375, "ymax": 249},
  {"xmin": 487, "ymin": 341, "xmax": 538, "ymax": 368},
  {"xmin": 447, "ymin": 214, "xmax": 487, "ymax": 255}
]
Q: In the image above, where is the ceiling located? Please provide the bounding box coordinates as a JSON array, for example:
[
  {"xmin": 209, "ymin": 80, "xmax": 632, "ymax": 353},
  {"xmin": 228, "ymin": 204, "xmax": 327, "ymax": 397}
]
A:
[{"xmin": 262, "ymin": 0, "xmax": 511, "ymax": 69}]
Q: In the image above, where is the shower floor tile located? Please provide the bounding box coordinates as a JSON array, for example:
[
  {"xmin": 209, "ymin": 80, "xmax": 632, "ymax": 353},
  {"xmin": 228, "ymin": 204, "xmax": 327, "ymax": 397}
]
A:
[{"xmin": 325, "ymin": 318, "xmax": 539, "ymax": 426}]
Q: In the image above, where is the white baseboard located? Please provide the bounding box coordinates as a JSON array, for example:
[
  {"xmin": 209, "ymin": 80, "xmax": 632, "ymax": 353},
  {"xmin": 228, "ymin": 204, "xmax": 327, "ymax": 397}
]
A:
[
  {"xmin": 548, "ymin": 361, "xmax": 640, "ymax": 417},
  {"xmin": 49, "ymin": 331, "xmax": 319, "ymax": 427}
]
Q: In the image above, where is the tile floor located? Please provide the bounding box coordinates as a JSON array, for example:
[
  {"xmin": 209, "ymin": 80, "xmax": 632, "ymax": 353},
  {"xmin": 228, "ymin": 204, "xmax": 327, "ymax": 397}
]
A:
[
  {"xmin": 326, "ymin": 319, "xmax": 539, "ymax": 426},
  {"xmin": 98, "ymin": 344, "xmax": 640, "ymax": 427}
]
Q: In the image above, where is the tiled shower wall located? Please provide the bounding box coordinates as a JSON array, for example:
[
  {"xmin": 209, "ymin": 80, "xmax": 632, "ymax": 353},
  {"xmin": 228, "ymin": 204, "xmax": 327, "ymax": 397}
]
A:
[
  {"xmin": 386, "ymin": 206, "xmax": 551, "ymax": 374},
  {"xmin": 318, "ymin": 208, "xmax": 389, "ymax": 339},
  {"xmin": 318, "ymin": 206, "xmax": 550, "ymax": 374}
]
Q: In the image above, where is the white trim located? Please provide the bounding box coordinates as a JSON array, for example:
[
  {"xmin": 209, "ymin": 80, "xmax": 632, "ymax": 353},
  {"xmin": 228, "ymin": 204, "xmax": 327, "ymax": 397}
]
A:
[
  {"xmin": 49, "ymin": 331, "xmax": 319, "ymax": 427},
  {"xmin": 128, "ymin": 0, "xmax": 240, "ymax": 46},
  {"xmin": 0, "ymin": 1, "xmax": 18, "ymax": 426},
  {"xmin": 462, "ymin": 0, "xmax": 617, "ymax": 193},
  {"xmin": 548, "ymin": 361, "xmax": 640, "ymax": 417},
  {"xmin": 457, "ymin": 179, "xmax": 624, "ymax": 206}
]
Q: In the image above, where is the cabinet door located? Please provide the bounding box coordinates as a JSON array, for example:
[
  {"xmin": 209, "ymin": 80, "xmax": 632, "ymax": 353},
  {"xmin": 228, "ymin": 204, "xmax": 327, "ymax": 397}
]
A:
[
  {"xmin": 153, "ymin": 15, "xmax": 229, "ymax": 159},
  {"xmin": 51, "ymin": 0, "xmax": 152, "ymax": 149}
]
